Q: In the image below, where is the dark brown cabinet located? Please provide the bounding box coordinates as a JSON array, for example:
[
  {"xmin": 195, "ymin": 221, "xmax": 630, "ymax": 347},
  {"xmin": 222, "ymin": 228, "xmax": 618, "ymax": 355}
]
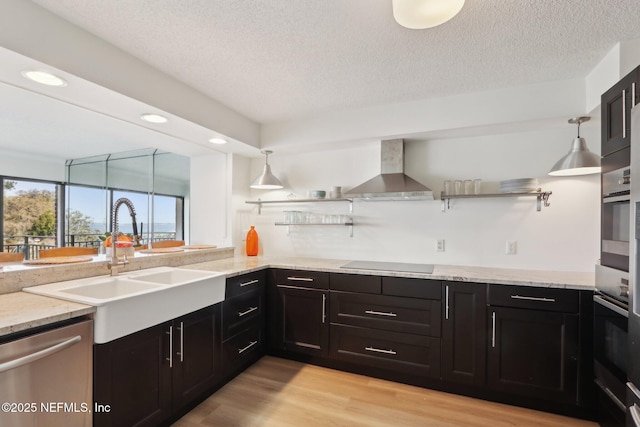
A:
[
  {"xmin": 94, "ymin": 305, "xmax": 220, "ymax": 427},
  {"xmin": 171, "ymin": 306, "xmax": 220, "ymax": 409},
  {"xmin": 270, "ymin": 269, "xmax": 330, "ymax": 357},
  {"xmin": 329, "ymin": 274, "xmax": 442, "ymax": 380},
  {"xmin": 487, "ymin": 285, "xmax": 580, "ymax": 404},
  {"xmin": 221, "ymin": 271, "xmax": 266, "ymax": 375},
  {"xmin": 441, "ymin": 281, "xmax": 487, "ymax": 385},
  {"xmin": 601, "ymin": 66, "xmax": 640, "ymax": 157}
]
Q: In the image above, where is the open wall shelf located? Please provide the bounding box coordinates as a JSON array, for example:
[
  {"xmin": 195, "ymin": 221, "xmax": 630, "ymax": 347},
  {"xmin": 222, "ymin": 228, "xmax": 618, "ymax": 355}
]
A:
[
  {"xmin": 441, "ymin": 190, "xmax": 552, "ymax": 212},
  {"xmin": 246, "ymin": 198, "xmax": 353, "ymax": 214}
]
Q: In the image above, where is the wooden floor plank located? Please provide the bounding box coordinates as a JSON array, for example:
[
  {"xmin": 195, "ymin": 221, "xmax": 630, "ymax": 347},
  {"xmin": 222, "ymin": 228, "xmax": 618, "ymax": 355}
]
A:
[{"xmin": 172, "ymin": 356, "xmax": 597, "ymax": 427}]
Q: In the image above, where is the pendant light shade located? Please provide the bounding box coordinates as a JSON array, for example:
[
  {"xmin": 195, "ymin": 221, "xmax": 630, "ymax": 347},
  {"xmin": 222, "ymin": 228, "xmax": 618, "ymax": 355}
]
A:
[
  {"xmin": 392, "ymin": 0, "xmax": 465, "ymax": 29},
  {"xmin": 251, "ymin": 150, "xmax": 283, "ymax": 189},
  {"xmin": 548, "ymin": 117, "xmax": 601, "ymax": 176}
]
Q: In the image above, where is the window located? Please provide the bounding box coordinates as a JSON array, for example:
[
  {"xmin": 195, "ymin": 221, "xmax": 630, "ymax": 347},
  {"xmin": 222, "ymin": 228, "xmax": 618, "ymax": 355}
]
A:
[
  {"xmin": 66, "ymin": 184, "xmax": 108, "ymax": 248},
  {"xmin": 1, "ymin": 177, "xmax": 60, "ymax": 259},
  {"xmin": 154, "ymin": 194, "xmax": 183, "ymax": 241},
  {"xmin": 1, "ymin": 177, "xmax": 185, "ymax": 258}
]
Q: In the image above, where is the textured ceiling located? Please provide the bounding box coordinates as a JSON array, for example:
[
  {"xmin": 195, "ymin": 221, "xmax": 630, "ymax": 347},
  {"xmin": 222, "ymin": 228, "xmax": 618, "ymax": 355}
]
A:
[{"xmin": 27, "ymin": 0, "xmax": 640, "ymax": 124}]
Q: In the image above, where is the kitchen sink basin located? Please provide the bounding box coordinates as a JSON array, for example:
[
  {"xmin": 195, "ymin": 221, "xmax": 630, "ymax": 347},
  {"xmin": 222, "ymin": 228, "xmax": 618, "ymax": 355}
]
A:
[
  {"xmin": 61, "ymin": 278, "xmax": 163, "ymax": 299},
  {"xmin": 24, "ymin": 267, "xmax": 226, "ymax": 344}
]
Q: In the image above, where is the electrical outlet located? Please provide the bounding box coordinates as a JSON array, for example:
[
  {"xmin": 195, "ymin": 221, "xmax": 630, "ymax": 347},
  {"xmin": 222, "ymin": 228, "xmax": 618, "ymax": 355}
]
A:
[
  {"xmin": 436, "ymin": 239, "xmax": 445, "ymax": 252},
  {"xmin": 506, "ymin": 241, "xmax": 517, "ymax": 255}
]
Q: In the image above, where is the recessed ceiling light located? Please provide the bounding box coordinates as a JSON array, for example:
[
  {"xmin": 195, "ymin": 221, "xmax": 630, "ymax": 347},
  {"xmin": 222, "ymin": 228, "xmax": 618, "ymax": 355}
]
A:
[
  {"xmin": 21, "ymin": 70, "xmax": 68, "ymax": 87},
  {"xmin": 208, "ymin": 138, "xmax": 227, "ymax": 145},
  {"xmin": 140, "ymin": 113, "xmax": 168, "ymax": 123}
]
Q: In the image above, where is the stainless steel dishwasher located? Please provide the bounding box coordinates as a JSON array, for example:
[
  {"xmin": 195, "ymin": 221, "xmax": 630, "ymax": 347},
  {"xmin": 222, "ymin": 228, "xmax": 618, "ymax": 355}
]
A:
[{"xmin": 0, "ymin": 319, "xmax": 93, "ymax": 427}]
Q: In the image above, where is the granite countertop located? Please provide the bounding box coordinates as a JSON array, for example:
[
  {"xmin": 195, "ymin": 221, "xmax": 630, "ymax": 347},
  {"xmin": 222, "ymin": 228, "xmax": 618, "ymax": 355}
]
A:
[
  {"xmin": 0, "ymin": 253, "xmax": 595, "ymax": 338},
  {"xmin": 186, "ymin": 256, "xmax": 595, "ymax": 290},
  {"xmin": 0, "ymin": 292, "xmax": 95, "ymax": 337}
]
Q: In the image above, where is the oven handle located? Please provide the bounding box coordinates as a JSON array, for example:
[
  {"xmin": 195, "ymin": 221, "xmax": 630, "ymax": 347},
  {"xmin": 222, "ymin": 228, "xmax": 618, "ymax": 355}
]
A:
[
  {"xmin": 595, "ymin": 379, "xmax": 626, "ymax": 411},
  {"xmin": 603, "ymin": 195, "xmax": 631, "ymax": 203},
  {"xmin": 632, "ymin": 404, "xmax": 640, "ymax": 427},
  {"xmin": 594, "ymin": 294, "xmax": 629, "ymax": 318}
]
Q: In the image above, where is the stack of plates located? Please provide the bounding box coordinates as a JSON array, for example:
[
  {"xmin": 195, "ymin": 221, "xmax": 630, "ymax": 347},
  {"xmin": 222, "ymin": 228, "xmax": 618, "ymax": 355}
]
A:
[{"xmin": 499, "ymin": 178, "xmax": 539, "ymax": 193}]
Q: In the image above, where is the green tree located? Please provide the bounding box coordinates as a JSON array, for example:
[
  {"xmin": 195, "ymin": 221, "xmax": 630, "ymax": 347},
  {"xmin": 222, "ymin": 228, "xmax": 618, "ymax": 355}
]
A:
[
  {"xmin": 3, "ymin": 180, "xmax": 16, "ymax": 190},
  {"xmin": 67, "ymin": 209, "xmax": 101, "ymax": 243},
  {"xmin": 29, "ymin": 210, "xmax": 56, "ymax": 236},
  {"xmin": 4, "ymin": 189, "xmax": 56, "ymax": 237}
]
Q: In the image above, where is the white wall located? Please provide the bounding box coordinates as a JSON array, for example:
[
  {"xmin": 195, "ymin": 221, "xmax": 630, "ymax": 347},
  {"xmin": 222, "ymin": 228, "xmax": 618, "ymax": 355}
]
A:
[
  {"xmin": 239, "ymin": 123, "xmax": 600, "ymax": 272},
  {"xmin": 190, "ymin": 152, "xmax": 231, "ymax": 246},
  {"xmin": 0, "ymin": 152, "xmax": 65, "ymax": 182}
]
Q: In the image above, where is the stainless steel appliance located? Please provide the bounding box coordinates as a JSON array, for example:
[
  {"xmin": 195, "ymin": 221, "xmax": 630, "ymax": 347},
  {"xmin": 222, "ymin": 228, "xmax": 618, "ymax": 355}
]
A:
[
  {"xmin": 0, "ymin": 319, "xmax": 92, "ymax": 427},
  {"xmin": 594, "ymin": 265, "xmax": 629, "ymax": 425},
  {"xmin": 341, "ymin": 260, "xmax": 434, "ymax": 274},
  {"xmin": 627, "ymin": 104, "xmax": 640, "ymax": 427},
  {"xmin": 602, "ymin": 159, "xmax": 631, "ymax": 272},
  {"xmin": 344, "ymin": 139, "xmax": 434, "ymax": 200}
]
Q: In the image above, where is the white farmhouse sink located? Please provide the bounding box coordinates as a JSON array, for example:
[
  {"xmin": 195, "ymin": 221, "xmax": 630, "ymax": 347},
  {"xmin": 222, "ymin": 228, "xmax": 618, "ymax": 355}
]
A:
[
  {"xmin": 24, "ymin": 267, "xmax": 226, "ymax": 343},
  {"xmin": 62, "ymin": 277, "xmax": 163, "ymax": 299}
]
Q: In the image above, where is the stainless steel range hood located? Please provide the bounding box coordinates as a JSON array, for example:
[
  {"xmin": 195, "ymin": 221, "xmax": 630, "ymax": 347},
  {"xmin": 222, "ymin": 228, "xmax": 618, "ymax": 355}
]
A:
[{"xmin": 345, "ymin": 139, "xmax": 433, "ymax": 200}]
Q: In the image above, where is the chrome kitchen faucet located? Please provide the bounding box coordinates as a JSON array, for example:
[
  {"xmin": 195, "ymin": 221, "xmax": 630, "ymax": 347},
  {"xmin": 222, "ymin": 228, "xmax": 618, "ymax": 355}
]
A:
[{"xmin": 109, "ymin": 197, "xmax": 142, "ymax": 275}]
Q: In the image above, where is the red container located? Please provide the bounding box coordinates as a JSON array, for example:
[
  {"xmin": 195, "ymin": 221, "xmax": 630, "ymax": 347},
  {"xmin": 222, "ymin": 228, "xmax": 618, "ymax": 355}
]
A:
[{"xmin": 246, "ymin": 226, "xmax": 259, "ymax": 256}]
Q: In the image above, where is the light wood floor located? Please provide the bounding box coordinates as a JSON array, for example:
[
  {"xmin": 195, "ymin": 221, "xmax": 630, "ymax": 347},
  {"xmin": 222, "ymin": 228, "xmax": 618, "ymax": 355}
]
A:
[{"xmin": 172, "ymin": 356, "xmax": 598, "ymax": 427}]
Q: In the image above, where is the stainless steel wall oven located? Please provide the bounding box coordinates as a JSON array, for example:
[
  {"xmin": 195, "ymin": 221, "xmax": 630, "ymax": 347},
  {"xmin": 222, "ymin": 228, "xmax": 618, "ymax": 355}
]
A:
[
  {"xmin": 594, "ymin": 265, "xmax": 629, "ymax": 426},
  {"xmin": 601, "ymin": 148, "xmax": 631, "ymax": 272}
]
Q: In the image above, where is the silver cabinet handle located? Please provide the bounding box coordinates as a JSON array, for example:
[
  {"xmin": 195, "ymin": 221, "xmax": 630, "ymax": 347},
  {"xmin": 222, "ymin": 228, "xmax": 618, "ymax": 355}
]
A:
[
  {"xmin": 238, "ymin": 340, "xmax": 258, "ymax": 354},
  {"xmin": 176, "ymin": 321, "xmax": 184, "ymax": 362},
  {"xmin": 632, "ymin": 404, "xmax": 640, "ymax": 427},
  {"xmin": 365, "ymin": 346, "xmax": 397, "ymax": 355},
  {"xmin": 491, "ymin": 312, "xmax": 496, "ymax": 348},
  {"xmin": 240, "ymin": 279, "xmax": 259, "ymax": 287},
  {"xmin": 238, "ymin": 306, "xmax": 258, "ymax": 317},
  {"xmin": 322, "ymin": 294, "xmax": 327, "ymax": 324},
  {"xmin": 0, "ymin": 335, "xmax": 81, "ymax": 374},
  {"xmin": 623, "ymin": 89, "xmax": 627, "ymax": 138},
  {"xmin": 365, "ymin": 310, "xmax": 397, "ymax": 317},
  {"xmin": 445, "ymin": 285, "xmax": 450, "ymax": 320},
  {"xmin": 287, "ymin": 276, "xmax": 314, "ymax": 282},
  {"xmin": 510, "ymin": 295, "xmax": 555, "ymax": 303},
  {"xmin": 166, "ymin": 326, "xmax": 173, "ymax": 368}
]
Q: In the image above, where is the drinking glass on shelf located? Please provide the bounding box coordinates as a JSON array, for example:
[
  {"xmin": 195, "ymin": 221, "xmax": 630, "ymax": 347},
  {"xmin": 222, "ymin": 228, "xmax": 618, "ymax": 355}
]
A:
[
  {"xmin": 464, "ymin": 180, "xmax": 473, "ymax": 195},
  {"xmin": 443, "ymin": 180, "xmax": 451, "ymax": 195},
  {"xmin": 474, "ymin": 179, "xmax": 482, "ymax": 195},
  {"xmin": 454, "ymin": 180, "xmax": 462, "ymax": 195}
]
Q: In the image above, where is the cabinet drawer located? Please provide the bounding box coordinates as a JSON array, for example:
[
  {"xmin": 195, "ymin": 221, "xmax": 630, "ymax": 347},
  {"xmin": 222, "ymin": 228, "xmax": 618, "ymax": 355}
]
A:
[
  {"xmin": 226, "ymin": 270, "xmax": 265, "ymax": 298},
  {"xmin": 275, "ymin": 269, "xmax": 329, "ymax": 289},
  {"xmin": 330, "ymin": 324, "xmax": 440, "ymax": 378},
  {"xmin": 382, "ymin": 277, "xmax": 441, "ymax": 299},
  {"xmin": 222, "ymin": 290, "xmax": 264, "ymax": 341},
  {"xmin": 222, "ymin": 326, "xmax": 264, "ymax": 373},
  {"xmin": 331, "ymin": 273, "xmax": 381, "ymax": 294},
  {"xmin": 330, "ymin": 291, "xmax": 441, "ymax": 337},
  {"xmin": 488, "ymin": 285, "xmax": 579, "ymax": 313}
]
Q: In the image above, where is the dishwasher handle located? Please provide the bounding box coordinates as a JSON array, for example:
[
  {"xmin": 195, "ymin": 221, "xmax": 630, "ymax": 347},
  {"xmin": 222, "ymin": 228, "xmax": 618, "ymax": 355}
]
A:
[{"xmin": 0, "ymin": 335, "xmax": 82, "ymax": 373}]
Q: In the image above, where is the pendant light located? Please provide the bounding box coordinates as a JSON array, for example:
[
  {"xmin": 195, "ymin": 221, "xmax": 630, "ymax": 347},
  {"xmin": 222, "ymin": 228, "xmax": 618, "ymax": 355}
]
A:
[
  {"xmin": 392, "ymin": 0, "xmax": 465, "ymax": 29},
  {"xmin": 250, "ymin": 150, "xmax": 283, "ymax": 189},
  {"xmin": 548, "ymin": 117, "xmax": 601, "ymax": 176}
]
